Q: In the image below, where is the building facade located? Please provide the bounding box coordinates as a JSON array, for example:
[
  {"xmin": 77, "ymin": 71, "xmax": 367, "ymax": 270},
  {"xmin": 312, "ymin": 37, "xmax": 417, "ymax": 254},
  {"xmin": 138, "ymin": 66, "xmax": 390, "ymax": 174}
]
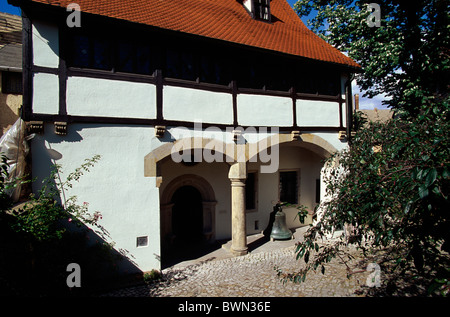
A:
[
  {"xmin": 0, "ymin": 12, "xmax": 22, "ymax": 137},
  {"xmin": 9, "ymin": 0, "xmax": 360, "ymax": 271}
]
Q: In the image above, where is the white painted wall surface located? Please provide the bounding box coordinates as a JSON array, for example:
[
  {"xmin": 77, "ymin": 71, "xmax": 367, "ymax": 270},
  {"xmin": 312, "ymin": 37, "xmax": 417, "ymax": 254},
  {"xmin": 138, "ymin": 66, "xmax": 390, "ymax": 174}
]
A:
[
  {"xmin": 29, "ymin": 121, "xmax": 346, "ymax": 272},
  {"xmin": 237, "ymin": 94, "xmax": 292, "ymax": 127},
  {"xmin": 278, "ymin": 145, "xmax": 324, "ymax": 228},
  {"xmin": 32, "ymin": 73, "xmax": 59, "ymax": 114},
  {"xmin": 341, "ymin": 102, "xmax": 348, "ymax": 127},
  {"xmin": 296, "ymin": 100, "xmax": 340, "ymax": 127},
  {"xmin": 32, "ymin": 20, "xmax": 59, "ymax": 68},
  {"xmin": 31, "ymin": 124, "xmax": 161, "ymax": 272},
  {"xmin": 66, "ymin": 77, "xmax": 157, "ymax": 119},
  {"xmin": 312, "ymin": 131, "xmax": 348, "ymax": 152},
  {"xmin": 247, "ymin": 145, "xmax": 324, "ymax": 232},
  {"xmin": 163, "ymin": 86, "xmax": 233, "ymax": 124},
  {"xmin": 243, "ymin": 0, "xmax": 252, "ymax": 12}
]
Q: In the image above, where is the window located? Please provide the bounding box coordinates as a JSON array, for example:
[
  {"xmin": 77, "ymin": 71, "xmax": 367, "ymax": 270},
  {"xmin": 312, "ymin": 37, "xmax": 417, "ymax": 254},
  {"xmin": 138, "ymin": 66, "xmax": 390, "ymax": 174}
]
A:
[
  {"xmin": 70, "ymin": 34, "xmax": 113, "ymax": 71},
  {"xmin": 1, "ymin": 71, "xmax": 22, "ymax": 94},
  {"xmin": 136, "ymin": 44, "xmax": 152, "ymax": 75},
  {"xmin": 245, "ymin": 172, "xmax": 257, "ymax": 211},
  {"xmin": 279, "ymin": 171, "xmax": 298, "ymax": 204},
  {"xmin": 265, "ymin": 61, "xmax": 291, "ymax": 91},
  {"xmin": 253, "ymin": 0, "xmax": 271, "ymax": 21},
  {"xmin": 238, "ymin": 56, "xmax": 266, "ymax": 89},
  {"xmin": 69, "ymin": 32, "xmax": 154, "ymax": 75},
  {"xmin": 165, "ymin": 48, "xmax": 196, "ymax": 81},
  {"xmin": 72, "ymin": 34, "xmax": 90, "ymax": 68},
  {"xmin": 318, "ymin": 74, "xmax": 340, "ymax": 96},
  {"xmin": 117, "ymin": 41, "xmax": 134, "ymax": 73},
  {"xmin": 92, "ymin": 37, "xmax": 112, "ymax": 70},
  {"xmin": 117, "ymin": 41, "xmax": 153, "ymax": 75},
  {"xmin": 199, "ymin": 54, "xmax": 230, "ymax": 86},
  {"xmin": 295, "ymin": 69, "xmax": 340, "ymax": 96}
]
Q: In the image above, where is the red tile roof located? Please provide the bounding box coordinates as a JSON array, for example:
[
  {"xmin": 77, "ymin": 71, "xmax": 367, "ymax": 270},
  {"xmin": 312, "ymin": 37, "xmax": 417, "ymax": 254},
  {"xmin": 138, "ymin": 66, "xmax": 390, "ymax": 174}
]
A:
[{"xmin": 24, "ymin": 0, "xmax": 361, "ymax": 69}]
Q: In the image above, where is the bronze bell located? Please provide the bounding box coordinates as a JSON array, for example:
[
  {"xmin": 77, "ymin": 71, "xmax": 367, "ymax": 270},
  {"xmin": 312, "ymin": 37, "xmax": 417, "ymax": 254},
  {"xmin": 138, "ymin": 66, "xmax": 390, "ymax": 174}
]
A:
[{"xmin": 270, "ymin": 208, "xmax": 292, "ymax": 241}]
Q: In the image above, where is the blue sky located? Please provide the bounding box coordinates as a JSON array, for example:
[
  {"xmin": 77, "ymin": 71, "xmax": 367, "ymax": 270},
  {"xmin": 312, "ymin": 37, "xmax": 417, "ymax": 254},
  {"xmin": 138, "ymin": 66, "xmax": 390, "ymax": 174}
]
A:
[
  {"xmin": 0, "ymin": 0, "xmax": 20, "ymax": 15},
  {"xmin": 0, "ymin": 0, "xmax": 385, "ymax": 109}
]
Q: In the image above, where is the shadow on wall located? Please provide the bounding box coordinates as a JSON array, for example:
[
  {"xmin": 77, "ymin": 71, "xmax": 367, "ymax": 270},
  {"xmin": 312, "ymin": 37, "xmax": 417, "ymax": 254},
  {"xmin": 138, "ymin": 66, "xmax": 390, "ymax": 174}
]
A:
[
  {"xmin": 1, "ymin": 125, "xmax": 148, "ymax": 296},
  {"xmin": 0, "ymin": 209, "xmax": 144, "ymax": 296}
]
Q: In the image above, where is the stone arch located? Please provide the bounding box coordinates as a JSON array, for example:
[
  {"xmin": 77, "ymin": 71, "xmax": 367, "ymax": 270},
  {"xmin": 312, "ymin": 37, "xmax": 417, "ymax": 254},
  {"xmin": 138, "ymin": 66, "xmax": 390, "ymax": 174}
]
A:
[
  {"xmin": 144, "ymin": 137, "xmax": 234, "ymax": 177},
  {"xmin": 160, "ymin": 174, "xmax": 217, "ymax": 246},
  {"xmin": 145, "ymin": 133, "xmax": 338, "ymax": 178},
  {"xmin": 247, "ymin": 133, "xmax": 338, "ymax": 163},
  {"xmin": 161, "ymin": 174, "xmax": 216, "ymax": 205}
]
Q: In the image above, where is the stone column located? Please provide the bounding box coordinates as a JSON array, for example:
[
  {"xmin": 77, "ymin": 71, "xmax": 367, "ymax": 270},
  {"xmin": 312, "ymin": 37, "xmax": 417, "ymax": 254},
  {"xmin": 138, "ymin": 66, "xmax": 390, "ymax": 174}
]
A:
[{"xmin": 228, "ymin": 162, "xmax": 248, "ymax": 256}]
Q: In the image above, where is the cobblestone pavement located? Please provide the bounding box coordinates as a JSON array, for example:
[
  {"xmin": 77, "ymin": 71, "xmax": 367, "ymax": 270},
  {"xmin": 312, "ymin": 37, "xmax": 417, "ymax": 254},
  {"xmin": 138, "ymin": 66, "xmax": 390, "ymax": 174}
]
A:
[{"xmin": 102, "ymin": 228, "xmax": 373, "ymax": 297}]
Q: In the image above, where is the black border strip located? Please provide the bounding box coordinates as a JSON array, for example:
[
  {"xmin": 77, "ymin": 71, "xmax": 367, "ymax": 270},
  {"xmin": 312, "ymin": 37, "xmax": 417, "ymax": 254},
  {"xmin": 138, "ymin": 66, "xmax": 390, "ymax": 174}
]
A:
[{"xmin": 28, "ymin": 113, "xmax": 342, "ymax": 132}]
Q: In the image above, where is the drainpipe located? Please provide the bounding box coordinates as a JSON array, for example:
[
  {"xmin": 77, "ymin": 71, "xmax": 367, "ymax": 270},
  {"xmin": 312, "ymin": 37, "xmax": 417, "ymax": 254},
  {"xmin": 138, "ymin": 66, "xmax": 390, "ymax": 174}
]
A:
[{"xmin": 345, "ymin": 73, "xmax": 355, "ymax": 144}]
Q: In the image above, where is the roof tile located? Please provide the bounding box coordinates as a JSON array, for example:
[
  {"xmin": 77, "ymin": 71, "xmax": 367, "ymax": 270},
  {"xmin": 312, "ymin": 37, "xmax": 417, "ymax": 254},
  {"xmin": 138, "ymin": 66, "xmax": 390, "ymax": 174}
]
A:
[{"xmin": 24, "ymin": 0, "xmax": 360, "ymax": 69}]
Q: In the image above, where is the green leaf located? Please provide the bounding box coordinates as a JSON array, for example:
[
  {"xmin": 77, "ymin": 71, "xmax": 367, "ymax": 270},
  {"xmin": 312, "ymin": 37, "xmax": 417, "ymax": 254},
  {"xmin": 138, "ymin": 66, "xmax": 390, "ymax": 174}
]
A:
[
  {"xmin": 425, "ymin": 168, "xmax": 437, "ymax": 187},
  {"xmin": 297, "ymin": 246, "xmax": 305, "ymax": 260},
  {"xmin": 443, "ymin": 168, "xmax": 449, "ymax": 179},
  {"xmin": 418, "ymin": 184, "xmax": 429, "ymax": 199}
]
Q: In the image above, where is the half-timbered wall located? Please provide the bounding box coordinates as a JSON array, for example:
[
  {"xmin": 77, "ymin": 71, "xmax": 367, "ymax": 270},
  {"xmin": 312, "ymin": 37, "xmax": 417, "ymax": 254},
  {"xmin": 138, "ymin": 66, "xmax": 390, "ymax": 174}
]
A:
[
  {"xmin": 24, "ymin": 16, "xmax": 352, "ymax": 131},
  {"xmin": 24, "ymin": 12, "xmax": 353, "ymax": 272}
]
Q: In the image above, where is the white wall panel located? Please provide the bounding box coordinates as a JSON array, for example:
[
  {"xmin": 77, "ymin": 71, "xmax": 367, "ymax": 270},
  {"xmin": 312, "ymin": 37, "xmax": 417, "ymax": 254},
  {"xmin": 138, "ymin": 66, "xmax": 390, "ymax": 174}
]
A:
[
  {"xmin": 66, "ymin": 76, "xmax": 157, "ymax": 118},
  {"xmin": 32, "ymin": 20, "xmax": 59, "ymax": 68},
  {"xmin": 32, "ymin": 73, "xmax": 59, "ymax": 114},
  {"xmin": 31, "ymin": 124, "xmax": 161, "ymax": 272},
  {"xmin": 163, "ymin": 86, "xmax": 233, "ymax": 124},
  {"xmin": 237, "ymin": 94, "xmax": 292, "ymax": 127},
  {"xmin": 296, "ymin": 100, "xmax": 340, "ymax": 127}
]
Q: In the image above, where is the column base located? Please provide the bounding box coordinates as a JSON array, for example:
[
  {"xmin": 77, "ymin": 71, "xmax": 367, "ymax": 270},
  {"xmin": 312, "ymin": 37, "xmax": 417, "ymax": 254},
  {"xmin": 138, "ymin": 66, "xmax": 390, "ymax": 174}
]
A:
[
  {"xmin": 231, "ymin": 246, "xmax": 248, "ymax": 256},
  {"xmin": 222, "ymin": 241, "xmax": 248, "ymax": 256}
]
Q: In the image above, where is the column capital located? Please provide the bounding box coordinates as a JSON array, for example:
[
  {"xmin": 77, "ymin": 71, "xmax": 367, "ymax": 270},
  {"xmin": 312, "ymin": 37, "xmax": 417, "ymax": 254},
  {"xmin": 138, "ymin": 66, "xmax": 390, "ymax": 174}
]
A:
[
  {"xmin": 228, "ymin": 161, "xmax": 247, "ymax": 180},
  {"xmin": 230, "ymin": 178, "xmax": 246, "ymax": 187}
]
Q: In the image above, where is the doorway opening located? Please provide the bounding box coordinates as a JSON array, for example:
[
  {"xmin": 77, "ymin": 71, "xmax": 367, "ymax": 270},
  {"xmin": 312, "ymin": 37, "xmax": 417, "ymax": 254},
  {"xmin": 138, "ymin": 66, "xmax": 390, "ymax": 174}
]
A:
[
  {"xmin": 171, "ymin": 185, "xmax": 203, "ymax": 246},
  {"xmin": 160, "ymin": 174, "xmax": 218, "ymax": 268}
]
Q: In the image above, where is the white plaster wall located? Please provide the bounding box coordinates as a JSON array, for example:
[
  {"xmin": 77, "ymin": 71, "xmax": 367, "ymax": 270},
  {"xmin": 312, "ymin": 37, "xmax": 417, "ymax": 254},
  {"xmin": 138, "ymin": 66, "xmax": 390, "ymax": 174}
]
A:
[
  {"xmin": 243, "ymin": 0, "xmax": 252, "ymax": 12},
  {"xmin": 28, "ymin": 122, "xmax": 345, "ymax": 272},
  {"xmin": 247, "ymin": 146, "xmax": 324, "ymax": 233},
  {"xmin": 31, "ymin": 124, "xmax": 161, "ymax": 272},
  {"xmin": 32, "ymin": 73, "xmax": 59, "ymax": 114},
  {"xmin": 66, "ymin": 77, "xmax": 157, "ymax": 119},
  {"xmin": 249, "ymin": 165, "xmax": 278, "ymax": 233},
  {"xmin": 341, "ymin": 101, "xmax": 348, "ymax": 127},
  {"xmin": 163, "ymin": 86, "xmax": 233, "ymax": 124},
  {"xmin": 296, "ymin": 100, "xmax": 340, "ymax": 127},
  {"xmin": 237, "ymin": 94, "xmax": 292, "ymax": 127},
  {"xmin": 32, "ymin": 20, "xmax": 59, "ymax": 68},
  {"xmin": 278, "ymin": 146, "xmax": 323, "ymax": 228},
  {"xmin": 341, "ymin": 74, "xmax": 350, "ymax": 128},
  {"xmin": 312, "ymin": 131, "xmax": 348, "ymax": 152}
]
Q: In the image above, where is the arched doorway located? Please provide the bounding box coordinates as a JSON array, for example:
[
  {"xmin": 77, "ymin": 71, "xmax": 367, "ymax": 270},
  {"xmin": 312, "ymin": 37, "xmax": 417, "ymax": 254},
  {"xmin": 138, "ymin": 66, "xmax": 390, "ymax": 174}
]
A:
[
  {"xmin": 160, "ymin": 174, "xmax": 217, "ymax": 267},
  {"xmin": 171, "ymin": 185, "xmax": 203, "ymax": 245}
]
